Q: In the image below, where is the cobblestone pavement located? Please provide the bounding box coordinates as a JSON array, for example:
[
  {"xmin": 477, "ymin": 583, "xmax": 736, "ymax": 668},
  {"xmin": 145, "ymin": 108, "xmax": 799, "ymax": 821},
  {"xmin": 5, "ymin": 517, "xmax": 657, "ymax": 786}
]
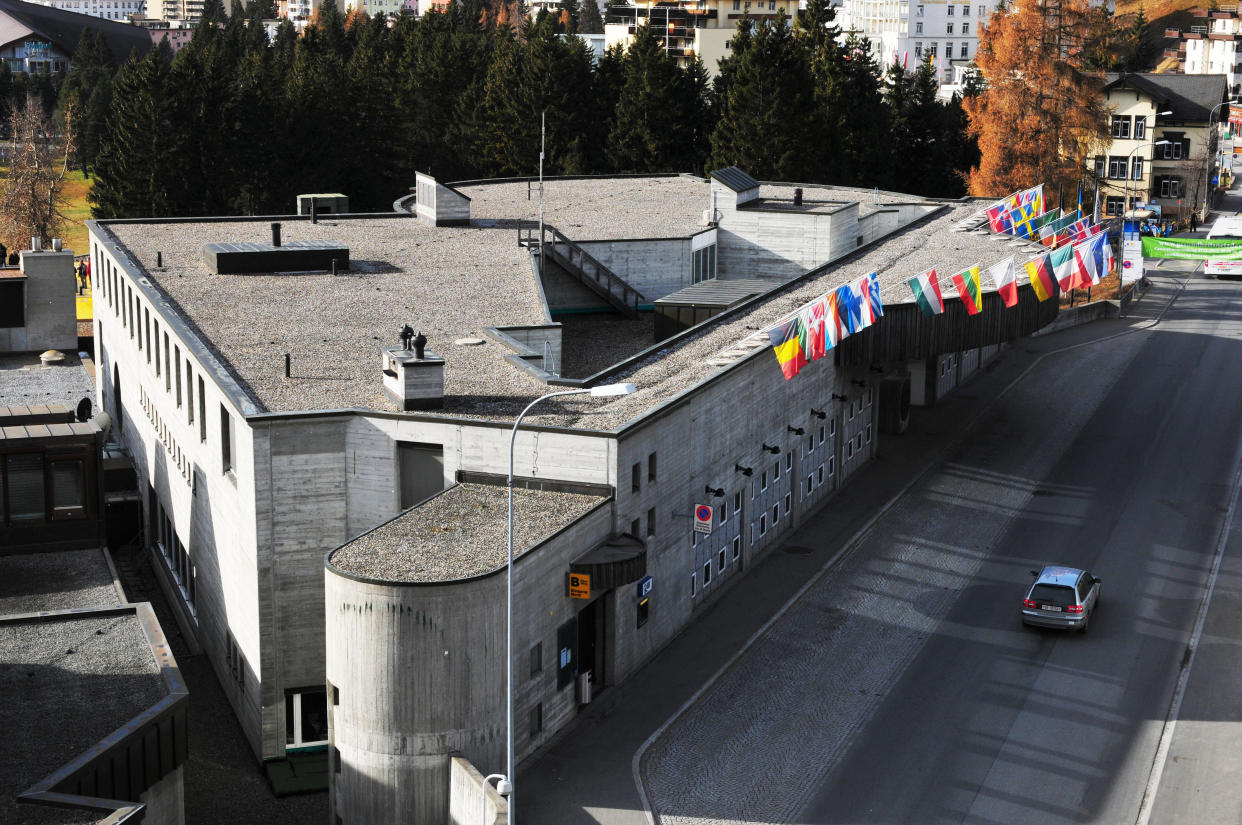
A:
[{"xmin": 637, "ymin": 302, "xmax": 1159, "ymax": 824}]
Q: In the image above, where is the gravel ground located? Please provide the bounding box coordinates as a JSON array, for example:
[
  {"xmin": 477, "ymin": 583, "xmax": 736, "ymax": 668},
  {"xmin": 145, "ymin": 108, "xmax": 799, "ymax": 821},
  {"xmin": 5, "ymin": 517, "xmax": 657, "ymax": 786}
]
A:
[
  {"xmin": 0, "ymin": 614, "xmax": 165, "ymax": 825},
  {"xmin": 453, "ymin": 176, "xmax": 710, "ymax": 240},
  {"xmin": 0, "ymin": 549, "xmax": 122, "ymax": 615},
  {"xmin": 97, "ymin": 194, "xmax": 1038, "ymax": 434},
  {"xmin": 330, "ymin": 483, "xmax": 608, "ymax": 582},
  {"xmin": 559, "ymin": 311, "xmax": 655, "ymax": 378},
  {"xmin": 0, "ymin": 353, "xmax": 93, "ymax": 408},
  {"xmin": 103, "ymin": 218, "xmax": 551, "ymax": 416}
]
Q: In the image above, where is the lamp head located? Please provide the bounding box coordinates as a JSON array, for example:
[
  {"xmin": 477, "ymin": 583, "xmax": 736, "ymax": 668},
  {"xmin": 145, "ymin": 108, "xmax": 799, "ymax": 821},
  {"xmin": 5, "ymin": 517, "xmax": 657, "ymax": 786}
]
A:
[{"xmin": 589, "ymin": 382, "xmax": 636, "ymax": 397}]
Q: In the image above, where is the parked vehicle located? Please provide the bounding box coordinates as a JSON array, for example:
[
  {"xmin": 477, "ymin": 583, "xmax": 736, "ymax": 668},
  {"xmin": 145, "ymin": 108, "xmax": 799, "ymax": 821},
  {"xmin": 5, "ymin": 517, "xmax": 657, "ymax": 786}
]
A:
[{"xmin": 1021, "ymin": 566, "xmax": 1101, "ymax": 632}]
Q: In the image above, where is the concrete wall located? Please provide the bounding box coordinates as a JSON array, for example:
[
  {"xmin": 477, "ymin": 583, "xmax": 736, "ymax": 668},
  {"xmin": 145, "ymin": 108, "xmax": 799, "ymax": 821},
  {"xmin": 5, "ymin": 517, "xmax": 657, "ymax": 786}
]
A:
[
  {"xmin": 415, "ymin": 172, "xmax": 471, "ymax": 226},
  {"xmin": 325, "ymin": 500, "xmax": 612, "ymax": 825},
  {"xmin": 576, "ymin": 237, "xmax": 694, "ymax": 302},
  {"xmin": 139, "ymin": 764, "xmax": 185, "ymax": 825},
  {"xmin": 92, "ymin": 229, "xmax": 266, "ymax": 760},
  {"xmin": 713, "ymin": 179, "xmax": 860, "ymax": 281},
  {"xmin": 447, "ymin": 756, "xmax": 507, "ymax": 825},
  {"xmin": 0, "ymin": 248, "xmax": 77, "ymax": 352}
]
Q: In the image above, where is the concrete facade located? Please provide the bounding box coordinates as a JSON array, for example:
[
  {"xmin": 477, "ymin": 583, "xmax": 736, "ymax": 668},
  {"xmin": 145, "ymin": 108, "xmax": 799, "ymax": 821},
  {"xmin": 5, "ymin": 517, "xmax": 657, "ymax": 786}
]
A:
[{"xmin": 0, "ymin": 247, "xmax": 76, "ymax": 353}]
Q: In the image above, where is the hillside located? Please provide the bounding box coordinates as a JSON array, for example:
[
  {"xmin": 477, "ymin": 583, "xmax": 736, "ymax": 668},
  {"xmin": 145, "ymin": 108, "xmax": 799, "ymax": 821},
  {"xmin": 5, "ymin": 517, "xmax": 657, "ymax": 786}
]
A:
[{"xmin": 1114, "ymin": 0, "xmax": 1208, "ymax": 73}]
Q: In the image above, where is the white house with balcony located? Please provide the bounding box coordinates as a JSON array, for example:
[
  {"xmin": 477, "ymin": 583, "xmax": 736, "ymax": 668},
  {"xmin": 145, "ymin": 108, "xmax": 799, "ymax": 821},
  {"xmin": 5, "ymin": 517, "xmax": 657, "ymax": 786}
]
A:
[
  {"xmin": 1180, "ymin": 8, "xmax": 1242, "ymax": 98},
  {"xmin": 835, "ymin": 0, "xmax": 989, "ymax": 82}
]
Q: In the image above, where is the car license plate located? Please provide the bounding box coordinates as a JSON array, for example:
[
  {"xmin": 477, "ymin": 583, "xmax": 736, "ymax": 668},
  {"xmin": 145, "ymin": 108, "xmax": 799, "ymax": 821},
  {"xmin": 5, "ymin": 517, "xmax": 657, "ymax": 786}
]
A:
[{"xmin": 1041, "ymin": 605, "xmax": 1062, "ymax": 612}]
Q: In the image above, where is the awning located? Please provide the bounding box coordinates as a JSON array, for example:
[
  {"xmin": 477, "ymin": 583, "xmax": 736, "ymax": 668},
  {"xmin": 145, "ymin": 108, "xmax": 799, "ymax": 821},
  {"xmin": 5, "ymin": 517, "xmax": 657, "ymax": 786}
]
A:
[{"xmin": 569, "ymin": 535, "xmax": 646, "ymax": 590}]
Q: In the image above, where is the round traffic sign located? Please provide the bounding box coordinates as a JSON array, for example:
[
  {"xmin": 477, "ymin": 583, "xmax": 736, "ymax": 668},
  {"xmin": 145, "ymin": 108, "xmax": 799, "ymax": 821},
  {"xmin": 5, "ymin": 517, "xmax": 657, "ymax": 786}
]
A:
[{"xmin": 695, "ymin": 505, "xmax": 712, "ymax": 522}]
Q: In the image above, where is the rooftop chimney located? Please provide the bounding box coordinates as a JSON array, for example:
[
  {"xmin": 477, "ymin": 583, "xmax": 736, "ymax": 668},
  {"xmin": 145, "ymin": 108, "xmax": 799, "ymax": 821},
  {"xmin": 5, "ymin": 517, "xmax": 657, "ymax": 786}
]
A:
[
  {"xmin": 271, "ymin": 223, "xmax": 282, "ymax": 248},
  {"xmin": 794, "ymin": 188, "xmax": 803, "ymax": 206},
  {"xmin": 382, "ymin": 331, "xmax": 444, "ymax": 411}
]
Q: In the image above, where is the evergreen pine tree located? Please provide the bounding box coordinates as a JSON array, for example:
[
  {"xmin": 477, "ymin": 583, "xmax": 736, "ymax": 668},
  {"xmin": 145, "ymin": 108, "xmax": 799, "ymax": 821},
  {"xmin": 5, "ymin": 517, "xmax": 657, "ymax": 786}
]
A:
[
  {"xmin": 608, "ymin": 24, "xmax": 700, "ymax": 172},
  {"xmin": 578, "ymin": 0, "xmax": 603, "ymax": 34}
]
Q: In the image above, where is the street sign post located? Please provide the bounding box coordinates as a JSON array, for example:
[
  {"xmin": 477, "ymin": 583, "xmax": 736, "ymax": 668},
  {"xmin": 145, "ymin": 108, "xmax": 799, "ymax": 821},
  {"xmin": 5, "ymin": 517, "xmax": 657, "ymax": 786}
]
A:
[{"xmin": 693, "ymin": 504, "xmax": 713, "ymax": 534}]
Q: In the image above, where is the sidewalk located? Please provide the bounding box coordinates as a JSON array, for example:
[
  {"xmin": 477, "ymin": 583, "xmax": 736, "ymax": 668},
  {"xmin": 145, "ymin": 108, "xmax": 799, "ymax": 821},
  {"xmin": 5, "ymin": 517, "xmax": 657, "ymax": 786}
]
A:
[{"xmin": 518, "ymin": 284, "xmax": 1177, "ymax": 825}]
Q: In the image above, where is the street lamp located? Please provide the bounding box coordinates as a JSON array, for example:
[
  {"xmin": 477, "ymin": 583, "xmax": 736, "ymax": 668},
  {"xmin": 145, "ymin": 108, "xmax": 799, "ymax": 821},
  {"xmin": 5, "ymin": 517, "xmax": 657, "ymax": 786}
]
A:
[
  {"xmin": 502, "ymin": 381, "xmax": 637, "ymax": 825},
  {"xmin": 1124, "ymin": 140, "xmax": 1170, "ymax": 219},
  {"xmin": 1204, "ymin": 98, "xmax": 1238, "ymax": 220}
]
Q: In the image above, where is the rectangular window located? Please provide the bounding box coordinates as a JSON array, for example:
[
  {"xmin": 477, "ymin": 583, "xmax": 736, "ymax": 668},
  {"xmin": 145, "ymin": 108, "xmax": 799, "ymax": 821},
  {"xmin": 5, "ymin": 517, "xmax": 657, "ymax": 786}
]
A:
[
  {"xmin": 198, "ymin": 377, "xmax": 207, "ymax": 441},
  {"xmin": 285, "ymin": 688, "xmax": 328, "ymax": 747},
  {"xmin": 529, "ymin": 642, "xmax": 542, "ymax": 678},
  {"xmin": 648, "ymin": 452, "xmax": 657, "ymax": 483},
  {"xmin": 915, "ymin": 20, "xmax": 922, "ymax": 32},
  {"xmin": 690, "ymin": 571, "xmax": 696, "ymax": 597},
  {"xmin": 946, "ymin": 22, "xmax": 953, "ymax": 33},
  {"xmin": 631, "ymin": 517, "xmax": 640, "ymax": 537},
  {"xmin": 50, "ymin": 459, "xmax": 85, "ymax": 519},
  {"xmin": 221, "ymin": 405, "xmax": 234, "ymax": 474},
  {"xmin": 1105, "ymin": 196, "xmax": 1125, "ymax": 216},
  {"xmin": 1094, "ymin": 156, "xmax": 1105, "ymax": 179},
  {"xmin": 529, "ymin": 703, "xmax": 543, "ymax": 739},
  {"xmin": 772, "ymin": 503, "xmax": 779, "ymax": 525},
  {"xmin": 637, "ymin": 598, "xmax": 649, "ymax": 628},
  {"xmin": 916, "ymin": 3, "xmax": 923, "ymax": 14},
  {"xmin": 1134, "ymin": 118, "xmax": 1146, "ymax": 139},
  {"xmin": 784, "ymin": 492, "xmax": 791, "ymax": 514},
  {"xmin": 946, "ymin": 3, "xmax": 954, "ymax": 13},
  {"xmin": 734, "ymin": 492, "xmax": 741, "ymax": 513},
  {"xmin": 785, "ymin": 453, "xmax": 792, "ymax": 472},
  {"xmin": 6, "ymin": 454, "xmax": 45, "ymax": 521},
  {"xmin": 717, "ymin": 548, "xmax": 725, "ymax": 572},
  {"xmin": 960, "ymin": 42, "xmax": 968, "ymax": 57},
  {"xmin": 915, "ymin": 42, "xmax": 923, "ymax": 56},
  {"xmin": 632, "ymin": 462, "xmax": 640, "ymax": 492},
  {"xmin": 164, "ymin": 333, "xmax": 170, "ymax": 391},
  {"xmin": 978, "ymin": 4, "xmax": 985, "ymax": 14},
  {"xmin": 719, "ymin": 500, "xmax": 727, "ymax": 522},
  {"xmin": 144, "ymin": 309, "xmax": 151, "ymax": 363},
  {"xmin": 773, "ymin": 460, "xmax": 780, "ymax": 481},
  {"xmin": 1108, "ymin": 156, "xmax": 1128, "ymax": 179},
  {"xmin": 646, "ymin": 507, "xmax": 655, "ymax": 537},
  {"xmin": 962, "ymin": 4, "xmax": 969, "ymax": 14},
  {"xmin": 175, "ymin": 345, "xmax": 182, "ymax": 407},
  {"xmin": 732, "ymin": 0, "xmax": 738, "ymax": 8},
  {"xmin": 732, "ymin": 535, "xmax": 740, "ymax": 560},
  {"xmin": 0, "ymin": 281, "xmax": 23, "ymax": 327},
  {"xmin": 226, "ymin": 631, "xmax": 245, "ymax": 691},
  {"xmin": 929, "ymin": 42, "xmax": 937, "ymax": 56},
  {"xmin": 154, "ymin": 321, "xmax": 161, "ymax": 376},
  {"xmin": 703, "ymin": 559, "xmax": 711, "ymax": 585},
  {"xmin": 1111, "ymin": 115, "xmax": 1131, "ymax": 139},
  {"xmin": 187, "ymin": 364, "xmax": 194, "ymax": 424},
  {"xmin": 759, "ymin": 513, "xmax": 767, "ymax": 535},
  {"xmin": 1161, "ymin": 141, "xmax": 1184, "ymax": 160},
  {"xmin": 1131, "ymin": 155, "xmax": 1143, "ymax": 180}
]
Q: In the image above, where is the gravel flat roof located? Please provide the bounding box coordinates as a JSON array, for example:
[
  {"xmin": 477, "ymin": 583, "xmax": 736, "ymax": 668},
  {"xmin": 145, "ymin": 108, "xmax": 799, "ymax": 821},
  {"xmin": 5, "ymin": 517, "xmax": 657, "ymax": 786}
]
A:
[
  {"xmin": 0, "ymin": 549, "xmax": 121, "ymax": 615},
  {"xmin": 453, "ymin": 175, "xmax": 711, "ymax": 240},
  {"xmin": 329, "ymin": 483, "xmax": 608, "ymax": 583},
  {"xmin": 0, "ymin": 613, "xmax": 166, "ymax": 825},
  {"xmin": 96, "ymin": 193, "xmax": 1032, "ymax": 432},
  {"xmin": 102, "ymin": 218, "xmax": 551, "ymax": 415},
  {"xmin": 0, "ymin": 353, "xmax": 94, "ymax": 409}
]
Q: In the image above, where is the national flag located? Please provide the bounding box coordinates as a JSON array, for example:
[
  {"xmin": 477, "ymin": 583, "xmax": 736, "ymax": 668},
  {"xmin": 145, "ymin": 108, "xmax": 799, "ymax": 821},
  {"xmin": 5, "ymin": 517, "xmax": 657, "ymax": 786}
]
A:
[
  {"xmin": 825, "ymin": 291, "xmax": 844, "ymax": 347},
  {"xmin": 1017, "ymin": 184, "xmax": 1045, "ymax": 215},
  {"xmin": 1104, "ymin": 236, "xmax": 1115, "ymax": 276},
  {"xmin": 907, "ymin": 268, "xmax": 944, "ymax": 317},
  {"xmin": 1030, "ymin": 209, "xmax": 1061, "ymax": 232},
  {"xmin": 767, "ymin": 317, "xmax": 807, "ymax": 380},
  {"xmin": 987, "ymin": 201, "xmax": 1015, "ymax": 234},
  {"xmin": 1057, "ymin": 218, "xmax": 1090, "ymax": 246},
  {"xmin": 1008, "ymin": 204, "xmax": 1036, "ymax": 238},
  {"xmin": 1023, "ymin": 254, "xmax": 1057, "ymax": 302},
  {"xmin": 851, "ymin": 276, "xmax": 876, "ymax": 328},
  {"xmin": 836, "ymin": 282, "xmax": 863, "ymax": 334},
  {"xmin": 1049, "ymin": 244, "xmax": 1075, "ymax": 291},
  {"xmin": 1073, "ymin": 231, "xmax": 1107, "ymax": 287},
  {"xmin": 951, "ymin": 264, "xmax": 983, "ymax": 314},
  {"xmin": 985, "ymin": 256, "xmax": 1018, "ymax": 307},
  {"xmin": 868, "ymin": 271, "xmax": 884, "ymax": 320},
  {"xmin": 799, "ymin": 299, "xmax": 828, "ymax": 360}
]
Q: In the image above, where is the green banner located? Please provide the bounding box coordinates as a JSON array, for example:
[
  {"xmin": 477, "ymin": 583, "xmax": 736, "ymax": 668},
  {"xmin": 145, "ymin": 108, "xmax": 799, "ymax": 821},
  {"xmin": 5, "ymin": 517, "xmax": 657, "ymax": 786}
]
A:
[{"xmin": 1141, "ymin": 237, "xmax": 1242, "ymax": 260}]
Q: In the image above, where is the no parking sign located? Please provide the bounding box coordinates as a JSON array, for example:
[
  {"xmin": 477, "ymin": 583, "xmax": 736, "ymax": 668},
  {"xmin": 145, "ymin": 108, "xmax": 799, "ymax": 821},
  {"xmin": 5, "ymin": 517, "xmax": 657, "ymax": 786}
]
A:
[{"xmin": 693, "ymin": 504, "xmax": 713, "ymax": 534}]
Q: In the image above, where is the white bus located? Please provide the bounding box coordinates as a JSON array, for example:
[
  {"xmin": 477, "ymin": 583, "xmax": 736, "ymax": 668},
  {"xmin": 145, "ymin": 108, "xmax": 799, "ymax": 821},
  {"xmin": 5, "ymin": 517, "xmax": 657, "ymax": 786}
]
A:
[{"xmin": 1206, "ymin": 215, "xmax": 1242, "ymax": 278}]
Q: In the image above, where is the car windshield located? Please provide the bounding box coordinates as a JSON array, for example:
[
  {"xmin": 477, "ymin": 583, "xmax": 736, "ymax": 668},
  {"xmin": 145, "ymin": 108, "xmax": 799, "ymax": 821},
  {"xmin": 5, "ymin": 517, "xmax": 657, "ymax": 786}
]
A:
[{"xmin": 1031, "ymin": 584, "xmax": 1076, "ymax": 607}]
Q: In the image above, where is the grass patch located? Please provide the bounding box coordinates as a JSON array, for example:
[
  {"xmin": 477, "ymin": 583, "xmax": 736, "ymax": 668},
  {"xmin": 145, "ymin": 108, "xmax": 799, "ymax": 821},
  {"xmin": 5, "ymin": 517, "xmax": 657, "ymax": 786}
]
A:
[{"xmin": 60, "ymin": 168, "xmax": 92, "ymax": 256}]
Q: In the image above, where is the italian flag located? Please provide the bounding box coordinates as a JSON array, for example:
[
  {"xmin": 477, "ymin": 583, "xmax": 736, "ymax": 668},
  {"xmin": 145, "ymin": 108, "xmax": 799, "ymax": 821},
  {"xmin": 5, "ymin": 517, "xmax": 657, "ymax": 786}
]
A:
[
  {"xmin": 952, "ymin": 264, "xmax": 983, "ymax": 315},
  {"xmin": 984, "ymin": 256, "xmax": 1017, "ymax": 308},
  {"xmin": 1049, "ymin": 245, "xmax": 1075, "ymax": 292},
  {"xmin": 907, "ymin": 268, "xmax": 944, "ymax": 317},
  {"xmin": 1024, "ymin": 253, "xmax": 1057, "ymax": 301}
]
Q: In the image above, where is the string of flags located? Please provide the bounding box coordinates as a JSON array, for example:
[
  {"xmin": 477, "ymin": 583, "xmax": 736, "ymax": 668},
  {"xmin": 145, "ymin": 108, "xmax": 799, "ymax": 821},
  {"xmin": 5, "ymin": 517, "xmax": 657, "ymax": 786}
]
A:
[{"xmin": 762, "ymin": 184, "xmax": 1117, "ymax": 381}]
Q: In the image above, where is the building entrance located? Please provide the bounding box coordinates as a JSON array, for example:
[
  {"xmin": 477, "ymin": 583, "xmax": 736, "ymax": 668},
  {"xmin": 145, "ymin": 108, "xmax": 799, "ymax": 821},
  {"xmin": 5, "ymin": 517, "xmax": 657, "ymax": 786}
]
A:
[{"xmin": 576, "ymin": 591, "xmax": 613, "ymax": 699}]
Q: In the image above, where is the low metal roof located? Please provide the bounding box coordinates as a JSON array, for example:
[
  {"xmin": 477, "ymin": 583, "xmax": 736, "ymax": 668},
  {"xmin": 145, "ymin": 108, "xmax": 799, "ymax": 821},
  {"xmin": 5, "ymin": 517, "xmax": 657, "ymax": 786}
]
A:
[
  {"xmin": 710, "ymin": 166, "xmax": 760, "ymax": 193},
  {"xmin": 655, "ymin": 279, "xmax": 783, "ymax": 309}
]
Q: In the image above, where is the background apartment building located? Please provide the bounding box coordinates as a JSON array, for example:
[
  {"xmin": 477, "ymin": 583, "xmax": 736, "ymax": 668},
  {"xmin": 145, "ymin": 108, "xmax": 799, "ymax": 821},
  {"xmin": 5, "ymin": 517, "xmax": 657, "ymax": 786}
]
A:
[
  {"xmin": 836, "ymin": 0, "xmax": 991, "ymax": 83},
  {"xmin": 1173, "ymin": 6, "xmax": 1242, "ymax": 98},
  {"xmin": 1095, "ymin": 72, "xmax": 1227, "ymax": 221},
  {"xmin": 604, "ymin": 0, "xmax": 794, "ymax": 74}
]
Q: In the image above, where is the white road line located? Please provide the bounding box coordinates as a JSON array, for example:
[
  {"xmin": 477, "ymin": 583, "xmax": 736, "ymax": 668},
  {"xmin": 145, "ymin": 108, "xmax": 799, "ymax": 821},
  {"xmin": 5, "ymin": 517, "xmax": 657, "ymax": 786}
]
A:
[{"xmin": 632, "ymin": 275, "xmax": 1191, "ymax": 824}]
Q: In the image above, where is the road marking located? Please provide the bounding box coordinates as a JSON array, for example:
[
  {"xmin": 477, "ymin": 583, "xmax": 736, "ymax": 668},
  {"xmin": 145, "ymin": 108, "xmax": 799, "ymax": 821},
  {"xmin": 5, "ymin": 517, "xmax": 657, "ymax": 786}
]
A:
[
  {"xmin": 1134, "ymin": 415, "xmax": 1242, "ymax": 824},
  {"xmin": 630, "ymin": 275, "xmax": 1190, "ymax": 825}
]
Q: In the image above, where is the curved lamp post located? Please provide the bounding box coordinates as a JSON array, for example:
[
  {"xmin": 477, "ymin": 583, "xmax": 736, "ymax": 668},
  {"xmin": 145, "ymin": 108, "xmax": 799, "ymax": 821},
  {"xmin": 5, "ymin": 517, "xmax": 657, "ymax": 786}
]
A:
[
  {"xmin": 1125, "ymin": 140, "xmax": 1171, "ymax": 217},
  {"xmin": 1204, "ymin": 99, "xmax": 1238, "ymax": 221},
  {"xmin": 502, "ymin": 381, "xmax": 637, "ymax": 825}
]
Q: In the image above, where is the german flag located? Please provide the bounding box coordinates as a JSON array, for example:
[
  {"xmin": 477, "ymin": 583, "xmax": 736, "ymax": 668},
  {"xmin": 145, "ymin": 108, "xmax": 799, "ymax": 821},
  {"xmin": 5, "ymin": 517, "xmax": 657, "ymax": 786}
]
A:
[{"xmin": 1024, "ymin": 254, "xmax": 1057, "ymax": 301}]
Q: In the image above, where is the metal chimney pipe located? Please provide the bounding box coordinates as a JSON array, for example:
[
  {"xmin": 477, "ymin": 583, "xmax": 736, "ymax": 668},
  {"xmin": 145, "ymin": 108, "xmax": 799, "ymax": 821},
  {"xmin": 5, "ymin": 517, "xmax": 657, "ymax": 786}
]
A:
[
  {"xmin": 794, "ymin": 188, "xmax": 803, "ymax": 206},
  {"xmin": 285, "ymin": 353, "xmax": 291, "ymax": 378},
  {"xmin": 51, "ymin": 238, "xmax": 62, "ymax": 251},
  {"xmin": 271, "ymin": 222, "xmax": 282, "ymax": 248},
  {"xmin": 310, "ymin": 197, "xmax": 319, "ymax": 224},
  {"xmin": 31, "ymin": 237, "xmax": 40, "ymax": 251},
  {"xmin": 157, "ymin": 251, "xmax": 163, "ymax": 268}
]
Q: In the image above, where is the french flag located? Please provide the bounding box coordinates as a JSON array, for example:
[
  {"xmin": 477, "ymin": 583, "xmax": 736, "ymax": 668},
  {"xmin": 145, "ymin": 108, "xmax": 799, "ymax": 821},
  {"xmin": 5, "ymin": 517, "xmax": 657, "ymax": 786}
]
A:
[{"xmin": 1073, "ymin": 232, "xmax": 1107, "ymax": 287}]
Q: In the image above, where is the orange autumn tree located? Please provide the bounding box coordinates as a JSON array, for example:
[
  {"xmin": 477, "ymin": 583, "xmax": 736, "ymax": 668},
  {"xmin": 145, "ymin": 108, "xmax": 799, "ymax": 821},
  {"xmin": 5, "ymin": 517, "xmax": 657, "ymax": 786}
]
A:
[{"xmin": 964, "ymin": 0, "xmax": 1112, "ymax": 201}]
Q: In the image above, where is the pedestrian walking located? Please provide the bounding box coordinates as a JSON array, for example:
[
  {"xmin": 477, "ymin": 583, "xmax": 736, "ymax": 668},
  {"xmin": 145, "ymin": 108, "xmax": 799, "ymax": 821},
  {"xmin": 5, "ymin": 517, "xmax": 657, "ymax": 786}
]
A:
[
  {"xmin": 1191, "ymin": 213, "xmax": 1198, "ymax": 232},
  {"xmin": 75, "ymin": 260, "xmax": 84, "ymax": 295}
]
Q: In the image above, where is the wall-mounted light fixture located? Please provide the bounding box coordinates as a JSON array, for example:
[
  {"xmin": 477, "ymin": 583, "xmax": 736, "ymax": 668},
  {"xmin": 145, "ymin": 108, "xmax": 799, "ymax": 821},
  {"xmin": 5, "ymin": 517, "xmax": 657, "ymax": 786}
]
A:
[
  {"xmin": 762, "ymin": 443, "xmax": 780, "ymax": 454},
  {"xmin": 735, "ymin": 463, "xmax": 753, "ymax": 476},
  {"xmin": 705, "ymin": 485, "xmax": 725, "ymax": 498},
  {"xmin": 810, "ymin": 408, "xmax": 827, "ymax": 420},
  {"xmin": 831, "ymin": 393, "xmax": 848, "ymax": 402},
  {"xmin": 787, "ymin": 425, "xmax": 805, "ymax": 436}
]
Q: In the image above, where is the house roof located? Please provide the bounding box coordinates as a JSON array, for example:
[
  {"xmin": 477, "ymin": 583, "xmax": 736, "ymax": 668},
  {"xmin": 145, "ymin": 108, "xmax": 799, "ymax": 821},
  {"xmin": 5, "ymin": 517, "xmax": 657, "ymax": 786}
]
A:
[
  {"xmin": 1103, "ymin": 72, "xmax": 1228, "ymax": 122},
  {"xmin": 0, "ymin": 0, "xmax": 154, "ymax": 63}
]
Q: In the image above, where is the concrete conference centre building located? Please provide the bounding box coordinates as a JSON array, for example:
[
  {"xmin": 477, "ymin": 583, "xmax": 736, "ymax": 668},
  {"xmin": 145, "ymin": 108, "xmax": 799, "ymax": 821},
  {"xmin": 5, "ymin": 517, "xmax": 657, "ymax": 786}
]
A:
[{"xmin": 87, "ymin": 168, "xmax": 1058, "ymax": 823}]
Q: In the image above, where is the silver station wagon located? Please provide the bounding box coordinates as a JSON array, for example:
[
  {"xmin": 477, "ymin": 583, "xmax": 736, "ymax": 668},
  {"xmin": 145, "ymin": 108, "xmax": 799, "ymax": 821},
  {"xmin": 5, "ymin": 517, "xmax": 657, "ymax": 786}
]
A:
[{"xmin": 1021, "ymin": 565, "xmax": 1101, "ymax": 632}]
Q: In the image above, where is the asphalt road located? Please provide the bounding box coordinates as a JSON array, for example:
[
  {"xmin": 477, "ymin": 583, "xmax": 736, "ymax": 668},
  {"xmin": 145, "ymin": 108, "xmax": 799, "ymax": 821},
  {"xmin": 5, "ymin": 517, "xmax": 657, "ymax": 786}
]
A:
[{"xmin": 792, "ymin": 269, "xmax": 1242, "ymax": 824}]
